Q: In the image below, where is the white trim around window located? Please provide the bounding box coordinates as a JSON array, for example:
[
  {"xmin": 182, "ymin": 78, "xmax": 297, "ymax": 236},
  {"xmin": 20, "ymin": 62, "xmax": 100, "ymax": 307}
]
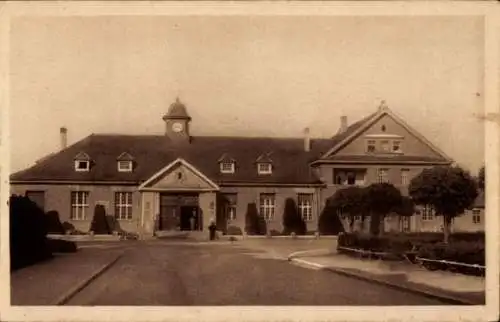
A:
[
  {"xmin": 472, "ymin": 209, "xmax": 481, "ymax": 224},
  {"xmin": 117, "ymin": 160, "xmax": 133, "ymax": 172},
  {"xmin": 298, "ymin": 193, "xmax": 313, "ymax": 222},
  {"xmin": 115, "ymin": 192, "xmax": 133, "ymax": 220},
  {"xmin": 220, "ymin": 161, "xmax": 235, "ymax": 174},
  {"xmin": 71, "ymin": 191, "xmax": 89, "ymax": 220},
  {"xmin": 259, "ymin": 193, "xmax": 275, "ymax": 221},
  {"xmin": 74, "ymin": 160, "xmax": 90, "ymax": 172},
  {"xmin": 258, "ymin": 163, "xmax": 272, "ymax": 175}
]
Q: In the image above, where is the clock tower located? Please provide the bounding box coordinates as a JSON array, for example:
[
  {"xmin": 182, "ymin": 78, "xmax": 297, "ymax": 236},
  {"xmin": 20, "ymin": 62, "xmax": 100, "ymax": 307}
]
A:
[{"xmin": 163, "ymin": 97, "xmax": 192, "ymax": 144}]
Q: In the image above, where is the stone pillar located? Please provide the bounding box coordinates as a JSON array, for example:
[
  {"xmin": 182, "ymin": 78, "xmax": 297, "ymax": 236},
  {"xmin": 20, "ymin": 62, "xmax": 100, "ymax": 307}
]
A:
[
  {"xmin": 199, "ymin": 191, "xmax": 217, "ymax": 231},
  {"xmin": 141, "ymin": 192, "xmax": 156, "ymax": 236}
]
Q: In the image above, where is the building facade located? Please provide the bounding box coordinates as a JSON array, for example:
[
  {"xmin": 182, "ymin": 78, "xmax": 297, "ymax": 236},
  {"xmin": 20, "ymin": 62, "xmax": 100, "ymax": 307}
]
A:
[{"xmin": 10, "ymin": 99, "xmax": 484, "ymax": 236}]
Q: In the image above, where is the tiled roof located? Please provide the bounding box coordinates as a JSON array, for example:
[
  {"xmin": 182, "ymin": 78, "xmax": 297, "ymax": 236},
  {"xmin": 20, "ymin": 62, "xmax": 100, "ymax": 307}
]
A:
[
  {"xmin": 10, "ymin": 134, "xmax": 332, "ymax": 185},
  {"xmin": 472, "ymin": 191, "xmax": 485, "ymax": 208}
]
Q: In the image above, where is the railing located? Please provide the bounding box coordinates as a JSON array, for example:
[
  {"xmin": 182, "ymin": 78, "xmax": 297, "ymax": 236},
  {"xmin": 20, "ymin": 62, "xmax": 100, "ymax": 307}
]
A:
[{"xmin": 415, "ymin": 256, "xmax": 485, "ymax": 270}]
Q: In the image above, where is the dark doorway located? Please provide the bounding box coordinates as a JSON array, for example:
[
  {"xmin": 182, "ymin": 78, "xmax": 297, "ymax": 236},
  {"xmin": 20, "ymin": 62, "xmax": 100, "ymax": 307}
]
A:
[{"xmin": 159, "ymin": 193, "xmax": 200, "ymax": 231}]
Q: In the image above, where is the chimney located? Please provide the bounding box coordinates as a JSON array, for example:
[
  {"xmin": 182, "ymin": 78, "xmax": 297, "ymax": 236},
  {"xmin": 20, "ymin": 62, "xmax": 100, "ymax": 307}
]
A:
[
  {"xmin": 339, "ymin": 115, "xmax": 348, "ymax": 133},
  {"xmin": 304, "ymin": 127, "xmax": 311, "ymax": 152},
  {"xmin": 60, "ymin": 127, "xmax": 67, "ymax": 150}
]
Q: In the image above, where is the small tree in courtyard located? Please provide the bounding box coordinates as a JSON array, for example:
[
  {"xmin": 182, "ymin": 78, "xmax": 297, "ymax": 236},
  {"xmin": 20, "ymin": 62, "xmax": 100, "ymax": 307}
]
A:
[
  {"xmin": 90, "ymin": 204, "xmax": 111, "ymax": 234},
  {"xmin": 408, "ymin": 165, "xmax": 478, "ymax": 244},
  {"xmin": 364, "ymin": 183, "xmax": 403, "ymax": 236},
  {"xmin": 282, "ymin": 198, "xmax": 306, "ymax": 235},
  {"xmin": 318, "ymin": 199, "xmax": 345, "ymax": 235},
  {"xmin": 394, "ymin": 196, "xmax": 415, "ymax": 232},
  {"xmin": 329, "ymin": 186, "xmax": 366, "ymax": 232},
  {"xmin": 245, "ymin": 203, "xmax": 261, "ymax": 235}
]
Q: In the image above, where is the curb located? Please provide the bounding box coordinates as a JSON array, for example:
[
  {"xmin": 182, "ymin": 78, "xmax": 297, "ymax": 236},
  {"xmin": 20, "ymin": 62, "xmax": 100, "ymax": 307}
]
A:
[
  {"xmin": 288, "ymin": 258, "xmax": 479, "ymax": 305},
  {"xmin": 52, "ymin": 250, "xmax": 125, "ymax": 305},
  {"xmin": 287, "ymin": 248, "xmax": 333, "ymax": 260}
]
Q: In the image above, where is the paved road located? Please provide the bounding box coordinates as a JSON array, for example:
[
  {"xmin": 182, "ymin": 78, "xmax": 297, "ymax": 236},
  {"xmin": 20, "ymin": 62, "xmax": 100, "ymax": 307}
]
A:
[{"xmin": 65, "ymin": 242, "xmax": 447, "ymax": 306}]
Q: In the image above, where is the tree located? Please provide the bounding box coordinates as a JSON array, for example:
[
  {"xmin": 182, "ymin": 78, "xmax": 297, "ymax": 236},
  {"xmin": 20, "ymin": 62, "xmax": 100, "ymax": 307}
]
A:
[
  {"xmin": 364, "ymin": 183, "xmax": 403, "ymax": 236},
  {"xmin": 393, "ymin": 196, "xmax": 415, "ymax": 232},
  {"xmin": 245, "ymin": 203, "xmax": 264, "ymax": 235},
  {"xmin": 90, "ymin": 204, "xmax": 111, "ymax": 234},
  {"xmin": 478, "ymin": 165, "xmax": 485, "ymax": 191},
  {"xmin": 318, "ymin": 199, "xmax": 345, "ymax": 235},
  {"xmin": 329, "ymin": 186, "xmax": 366, "ymax": 232},
  {"xmin": 409, "ymin": 165, "xmax": 478, "ymax": 243},
  {"xmin": 10, "ymin": 195, "xmax": 52, "ymax": 270},
  {"xmin": 282, "ymin": 198, "xmax": 306, "ymax": 235}
]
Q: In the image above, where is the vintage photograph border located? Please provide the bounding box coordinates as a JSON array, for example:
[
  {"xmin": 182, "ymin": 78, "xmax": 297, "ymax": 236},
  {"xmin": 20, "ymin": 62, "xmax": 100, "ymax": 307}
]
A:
[{"xmin": 0, "ymin": 1, "xmax": 499, "ymax": 321}]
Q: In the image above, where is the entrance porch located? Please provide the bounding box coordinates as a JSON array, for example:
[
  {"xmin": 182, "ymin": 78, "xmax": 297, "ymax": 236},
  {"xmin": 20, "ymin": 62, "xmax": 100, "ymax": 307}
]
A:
[{"xmin": 138, "ymin": 158, "xmax": 220, "ymax": 237}]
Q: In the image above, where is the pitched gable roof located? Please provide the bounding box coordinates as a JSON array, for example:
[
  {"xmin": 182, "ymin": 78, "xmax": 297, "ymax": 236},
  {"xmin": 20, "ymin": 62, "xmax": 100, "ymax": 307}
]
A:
[
  {"xmin": 10, "ymin": 134, "xmax": 329, "ymax": 186},
  {"xmin": 117, "ymin": 152, "xmax": 134, "ymax": 161},
  {"xmin": 318, "ymin": 105, "xmax": 452, "ymax": 163}
]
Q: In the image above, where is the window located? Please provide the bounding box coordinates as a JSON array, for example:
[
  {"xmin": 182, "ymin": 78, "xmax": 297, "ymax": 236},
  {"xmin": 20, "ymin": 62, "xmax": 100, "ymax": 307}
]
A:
[
  {"xmin": 380, "ymin": 140, "xmax": 390, "ymax": 152},
  {"xmin": 472, "ymin": 209, "xmax": 481, "ymax": 224},
  {"xmin": 118, "ymin": 160, "xmax": 133, "ymax": 172},
  {"xmin": 223, "ymin": 193, "xmax": 237, "ymax": 221},
  {"xmin": 346, "ymin": 172, "xmax": 356, "ymax": 185},
  {"xmin": 220, "ymin": 162, "xmax": 235, "ymax": 174},
  {"xmin": 71, "ymin": 191, "xmax": 89, "ymax": 220},
  {"xmin": 402, "ymin": 216, "xmax": 410, "ymax": 232},
  {"xmin": 377, "ymin": 168, "xmax": 388, "ymax": 183},
  {"xmin": 354, "ymin": 215, "xmax": 361, "ymax": 221},
  {"xmin": 259, "ymin": 194, "xmax": 275, "ymax": 221},
  {"xmin": 366, "ymin": 140, "xmax": 376, "ymax": 153},
  {"xmin": 298, "ymin": 194, "xmax": 313, "ymax": 221},
  {"xmin": 115, "ymin": 192, "xmax": 133, "ymax": 220},
  {"xmin": 421, "ymin": 205, "xmax": 434, "ymax": 221},
  {"xmin": 393, "ymin": 141, "xmax": 402, "ymax": 153},
  {"xmin": 401, "ymin": 169, "xmax": 409, "ymax": 185},
  {"xmin": 75, "ymin": 160, "xmax": 90, "ymax": 172},
  {"xmin": 258, "ymin": 163, "xmax": 272, "ymax": 175}
]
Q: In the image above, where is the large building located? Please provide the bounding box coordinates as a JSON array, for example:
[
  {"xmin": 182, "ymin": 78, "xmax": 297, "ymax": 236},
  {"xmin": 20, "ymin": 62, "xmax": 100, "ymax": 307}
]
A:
[{"xmin": 10, "ymin": 99, "xmax": 484, "ymax": 236}]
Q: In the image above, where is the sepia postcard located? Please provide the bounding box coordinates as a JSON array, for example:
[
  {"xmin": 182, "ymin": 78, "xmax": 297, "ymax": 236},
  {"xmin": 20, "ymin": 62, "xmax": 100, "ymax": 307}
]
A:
[{"xmin": 0, "ymin": 1, "xmax": 499, "ymax": 322}]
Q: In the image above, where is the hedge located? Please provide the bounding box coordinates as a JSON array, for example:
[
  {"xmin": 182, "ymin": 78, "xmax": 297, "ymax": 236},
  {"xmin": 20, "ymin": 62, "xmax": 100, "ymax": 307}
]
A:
[
  {"xmin": 337, "ymin": 232, "xmax": 485, "ymax": 276},
  {"xmin": 417, "ymin": 241, "xmax": 485, "ymax": 276}
]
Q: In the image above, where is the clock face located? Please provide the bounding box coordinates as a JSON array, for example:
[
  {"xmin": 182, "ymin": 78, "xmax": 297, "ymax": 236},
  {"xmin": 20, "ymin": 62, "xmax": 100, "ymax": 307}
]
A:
[{"xmin": 172, "ymin": 122, "xmax": 184, "ymax": 133}]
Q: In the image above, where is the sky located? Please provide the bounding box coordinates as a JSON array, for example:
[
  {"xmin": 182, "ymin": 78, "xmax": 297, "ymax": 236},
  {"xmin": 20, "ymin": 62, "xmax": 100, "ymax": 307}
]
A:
[{"xmin": 9, "ymin": 15, "xmax": 485, "ymax": 174}]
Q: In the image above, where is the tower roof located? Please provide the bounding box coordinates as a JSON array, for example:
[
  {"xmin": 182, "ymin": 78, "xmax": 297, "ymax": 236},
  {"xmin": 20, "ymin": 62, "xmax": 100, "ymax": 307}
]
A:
[{"xmin": 163, "ymin": 97, "xmax": 191, "ymax": 120}]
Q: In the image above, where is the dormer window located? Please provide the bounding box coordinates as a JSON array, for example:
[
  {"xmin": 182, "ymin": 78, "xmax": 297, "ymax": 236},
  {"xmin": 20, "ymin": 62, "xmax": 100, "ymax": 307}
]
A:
[
  {"xmin": 218, "ymin": 153, "xmax": 236, "ymax": 174},
  {"xmin": 74, "ymin": 152, "xmax": 91, "ymax": 172},
  {"xmin": 118, "ymin": 160, "xmax": 133, "ymax": 172},
  {"xmin": 75, "ymin": 160, "xmax": 90, "ymax": 172},
  {"xmin": 258, "ymin": 163, "xmax": 272, "ymax": 175},
  {"xmin": 117, "ymin": 152, "xmax": 134, "ymax": 173},
  {"xmin": 220, "ymin": 161, "xmax": 235, "ymax": 174}
]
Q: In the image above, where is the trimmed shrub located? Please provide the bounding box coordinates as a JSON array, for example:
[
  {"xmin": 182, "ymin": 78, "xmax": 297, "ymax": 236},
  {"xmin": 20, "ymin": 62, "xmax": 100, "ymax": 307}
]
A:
[
  {"xmin": 62, "ymin": 221, "xmax": 75, "ymax": 234},
  {"xmin": 89, "ymin": 204, "xmax": 111, "ymax": 234},
  {"xmin": 318, "ymin": 203, "xmax": 345, "ymax": 235},
  {"xmin": 47, "ymin": 239, "xmax": 78, "ymax": 253},
  {"xmin": 10, "ymin": 195, "xmax": 52, "ymax": 270},
  {"xmin": 226, "ymin": 225, "xmax": 243, "ymax": 236},
  {"xmin": 245, "ymin": 203, "xmax": 261, "ymax": 235},
  {"xmin": 417, "ymin": 241, "xmax": 485, "ymax": 276},
  {"xmin": 282, "ymin": 198, "xmax": 306, "ymax": 235}
]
